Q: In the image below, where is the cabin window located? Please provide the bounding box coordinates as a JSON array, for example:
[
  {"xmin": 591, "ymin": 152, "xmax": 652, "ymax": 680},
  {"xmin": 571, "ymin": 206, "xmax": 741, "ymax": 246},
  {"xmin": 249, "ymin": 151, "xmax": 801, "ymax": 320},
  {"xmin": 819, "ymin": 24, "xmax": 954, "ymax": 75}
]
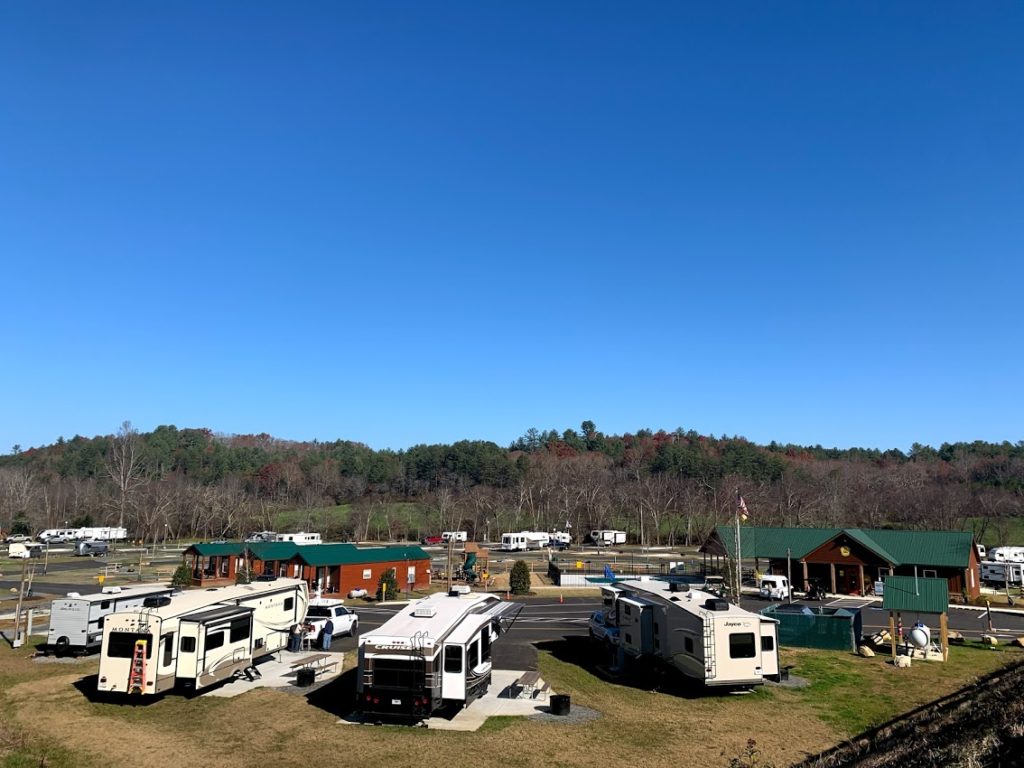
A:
[
  {"xmin": 685, "ymin": 636, "xmax": 694, "ymax": 653},
  {"xmin": 363, "ymin": 569, "xmax": 372, "ymax": 580},
  {"xmin": 444, "ymin": 646, "xmax": 462, "ymax": 673},
  {"xmin": 923, "ymin": 569, "xmax": 937, "ymax": 579},
  {"xmin": 467, "ymin": 640, "xmax": 479, "ymax": 670},
  {"xmin": 761, "ymin": 636, "xmax": 775, "ymax": 652},
  {"xmin": 162, "ymin": 634, "xmax": 174, "ymax": 666},
  {"xmin": 107, "ymin": 633, "xmax": 153, "ymax": 659},
  {"xmin": 729, "ymin": 633, "xmax": 756, "ymax": 659},
  {"xmin": 100, "ymin": 601, "xmax": 110, "ymax": 610},
  {"xmin": 206, "ymin": 631, "xmax": 225, "ymax": 651},
  {"xmin": 229, "ymin": 617, "xmax": 251, "ymax": 643},
  {"xmin": 283, "ymin": 597, "xmax": 294, "ymax": 612},
  {"xmin": 181, "ymin": 637, "xmax": 196, "ymax": 653}
]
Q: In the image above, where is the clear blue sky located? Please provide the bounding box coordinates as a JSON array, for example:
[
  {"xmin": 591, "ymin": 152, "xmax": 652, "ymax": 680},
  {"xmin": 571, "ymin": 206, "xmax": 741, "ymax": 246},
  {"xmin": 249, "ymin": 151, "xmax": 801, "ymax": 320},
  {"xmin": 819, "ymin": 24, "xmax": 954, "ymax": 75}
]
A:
[{"xmin": 2, "ymin": 2, "xmax": 1022, "ymax": 454}]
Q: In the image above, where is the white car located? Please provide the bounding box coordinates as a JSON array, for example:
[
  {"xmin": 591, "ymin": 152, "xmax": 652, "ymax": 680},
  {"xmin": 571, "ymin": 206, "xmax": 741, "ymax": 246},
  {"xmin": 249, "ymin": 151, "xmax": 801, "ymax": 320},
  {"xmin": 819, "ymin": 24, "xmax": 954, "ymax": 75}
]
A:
[
  {"xmin": 4, "ymin": 534, "xmax": 30, "ymax": 544},
  {"xmin": 305, "ymin": 599, "xmax": 358, "ymax": 639}
]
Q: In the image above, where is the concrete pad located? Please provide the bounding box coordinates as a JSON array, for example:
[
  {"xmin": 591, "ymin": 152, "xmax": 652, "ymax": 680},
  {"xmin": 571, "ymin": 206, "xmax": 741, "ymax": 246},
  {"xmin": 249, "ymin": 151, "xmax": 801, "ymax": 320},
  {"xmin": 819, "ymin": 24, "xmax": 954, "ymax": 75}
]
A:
[{"xmin": 203, "ymin": 650, "xmax": 344, "ymax": 698}]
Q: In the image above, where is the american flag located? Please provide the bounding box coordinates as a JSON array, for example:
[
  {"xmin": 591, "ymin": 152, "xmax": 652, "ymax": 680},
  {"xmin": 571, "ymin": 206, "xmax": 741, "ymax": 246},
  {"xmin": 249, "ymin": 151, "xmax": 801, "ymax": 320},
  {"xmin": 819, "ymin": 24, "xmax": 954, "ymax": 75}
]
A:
[{"xmin": 737, "ymin": 493, "xmax": 749, "ymax": 521}]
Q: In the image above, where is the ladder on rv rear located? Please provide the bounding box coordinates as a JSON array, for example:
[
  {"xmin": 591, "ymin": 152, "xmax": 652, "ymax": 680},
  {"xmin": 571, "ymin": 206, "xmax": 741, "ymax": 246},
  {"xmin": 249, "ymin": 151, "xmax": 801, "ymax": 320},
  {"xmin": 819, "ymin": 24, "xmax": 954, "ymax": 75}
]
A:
[
  {"xmin": 127, "ymin": 638, "xmax": 148, "ymax": 694},
  {"xmin": 701, "ymin": 612, "xmax": 717, "ymax": 681}
]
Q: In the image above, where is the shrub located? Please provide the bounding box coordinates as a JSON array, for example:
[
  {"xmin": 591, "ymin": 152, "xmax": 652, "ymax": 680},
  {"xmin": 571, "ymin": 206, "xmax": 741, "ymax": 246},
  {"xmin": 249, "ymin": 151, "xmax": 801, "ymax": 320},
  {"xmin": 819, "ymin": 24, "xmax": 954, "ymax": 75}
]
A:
[
  {"xmin": 376, "ymin": 569, "xmax": 399, "ymax": 601},
  {"xmin": 510, "ymin": 560, "xmax": 531, "ymax": 595},
  {"xmin": 235, "ymin": 565, "xmax": 252, "ymax": 585},
  {"xmin": 171, "ymin": 564, "xmax": 192, "ymax": 589}
]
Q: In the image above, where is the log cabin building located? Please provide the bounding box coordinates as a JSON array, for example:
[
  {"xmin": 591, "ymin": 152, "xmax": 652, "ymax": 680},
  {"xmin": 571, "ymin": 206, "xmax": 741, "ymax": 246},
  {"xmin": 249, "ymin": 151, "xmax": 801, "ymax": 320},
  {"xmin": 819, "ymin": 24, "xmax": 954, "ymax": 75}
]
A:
[
  {"xmin": 702, "ymin": 526, "xmax": 981, "ymax": 600},
  {"xmin": 183, "ymin": 541, "xmax": 432, "ymax": 596}
]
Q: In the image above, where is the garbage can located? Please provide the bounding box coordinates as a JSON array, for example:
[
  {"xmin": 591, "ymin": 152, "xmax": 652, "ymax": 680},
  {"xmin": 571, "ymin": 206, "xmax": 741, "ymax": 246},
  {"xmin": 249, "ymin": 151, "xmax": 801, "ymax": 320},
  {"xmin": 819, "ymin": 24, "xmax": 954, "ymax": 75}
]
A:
[
  {"xmin": 549, "ymin": 694, "xmax": 571, "ymax": 716},
  {"xmin": 296, "ymin": 668, "xmax": 316, "ymax": 687}
]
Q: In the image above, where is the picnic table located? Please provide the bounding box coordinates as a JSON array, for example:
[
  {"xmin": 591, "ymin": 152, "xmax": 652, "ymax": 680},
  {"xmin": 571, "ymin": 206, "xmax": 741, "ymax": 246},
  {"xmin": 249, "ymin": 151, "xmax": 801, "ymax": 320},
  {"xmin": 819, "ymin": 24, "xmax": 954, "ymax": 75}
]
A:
[
  {"xmin": 513, "ymin": 670, "xmax": 549, "ymax": 700},
  {"xmin": 289, "ymin": 653, "xmax": 339, "ymax": 677}
]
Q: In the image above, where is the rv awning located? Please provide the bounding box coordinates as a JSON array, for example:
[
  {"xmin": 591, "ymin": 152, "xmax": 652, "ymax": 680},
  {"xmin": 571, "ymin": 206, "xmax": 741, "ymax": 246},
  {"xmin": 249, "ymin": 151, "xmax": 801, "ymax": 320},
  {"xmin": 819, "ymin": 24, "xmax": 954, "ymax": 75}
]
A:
[{"xmin": 181, "ymin": 605, "xmax": 255, "ymax": 624}]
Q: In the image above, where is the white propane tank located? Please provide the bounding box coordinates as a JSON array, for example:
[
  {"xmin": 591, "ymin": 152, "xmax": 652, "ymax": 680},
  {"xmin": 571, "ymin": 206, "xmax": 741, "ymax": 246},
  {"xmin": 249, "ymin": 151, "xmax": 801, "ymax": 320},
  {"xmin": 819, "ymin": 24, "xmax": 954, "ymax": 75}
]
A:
[{"xmin": 909, "ymin": 623, "xmax": 931, "ymax": 648}]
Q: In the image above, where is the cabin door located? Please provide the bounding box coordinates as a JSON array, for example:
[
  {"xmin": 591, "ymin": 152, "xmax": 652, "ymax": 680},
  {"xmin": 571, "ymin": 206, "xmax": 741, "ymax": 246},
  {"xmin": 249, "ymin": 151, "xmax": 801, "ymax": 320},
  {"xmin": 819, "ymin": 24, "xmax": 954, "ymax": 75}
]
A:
[
  {"xmin": 758, "ymin": 622, "xmax": 779, "ymax": 678},
  {"xmin": 440, "ymin": 644, "xmax": 466, "ymax": 701}
]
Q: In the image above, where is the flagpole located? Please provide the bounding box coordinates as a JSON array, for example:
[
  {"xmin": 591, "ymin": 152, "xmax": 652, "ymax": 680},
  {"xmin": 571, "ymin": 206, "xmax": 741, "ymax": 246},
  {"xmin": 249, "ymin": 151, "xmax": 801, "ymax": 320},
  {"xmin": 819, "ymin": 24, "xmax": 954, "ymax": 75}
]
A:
[{"xmin": 734, "ymin": 491, "xmax": 743, "ymax": 605}]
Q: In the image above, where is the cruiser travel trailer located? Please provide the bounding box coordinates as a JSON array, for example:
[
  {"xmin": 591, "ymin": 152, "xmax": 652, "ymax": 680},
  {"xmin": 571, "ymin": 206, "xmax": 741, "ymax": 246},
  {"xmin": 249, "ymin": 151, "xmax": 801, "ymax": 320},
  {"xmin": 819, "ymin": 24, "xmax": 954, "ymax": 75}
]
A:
[
  {"xmin": 97, "ymin": 579, "xmax": 308, "ymax": 696},
  {"xmin": 357, "ymin": 589, "xmax": 520, "ymax": 720},
  {"xmin": 600, "ymin": 579, "xmax": 780, "ymax": 689},
  {"xmin": 499, "ymin": 531, "xmax": 549, "ymax": 551},
  {"xmin": 589, "ymin": 530, "xmax": 627, "ymax": 546},
  {"xmin": 47, "ymin": 585, "xmax": 176, "ymax": 656}
]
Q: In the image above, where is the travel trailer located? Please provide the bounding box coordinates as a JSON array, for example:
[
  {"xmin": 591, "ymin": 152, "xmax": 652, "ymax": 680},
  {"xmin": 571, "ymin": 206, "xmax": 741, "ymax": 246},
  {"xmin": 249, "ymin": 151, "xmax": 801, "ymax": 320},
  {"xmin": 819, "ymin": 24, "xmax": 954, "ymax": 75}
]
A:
[
  {"xmin": 988, "ymin": 547, "xmax": 1024, "ymax": 564},
  {"xmin": 499, "ymin": 531, "xmax": 549, "ymax": 551},
  {"xmin": 980, "ymin": 561, "xmax": 1024, "ymax": 587},
  {"xmin": 357, "ymin": 589, "xmax": 520, "ymax": 720},
  {"xmin": 273, "ymin": 532, "xmax": 322, "ymax": 545},
  {"xmin": 589, "ymin": 530, "xmax": 627, "ymax": 546},
  {"xmin": 97, "ymin": 579, "xmax": 308, "ymax": 696},
  {"xmin": 38, "ymin": 527, "xmax": 127, "ymax": 543},
  {"xmin": 74, "ymin": 540, "xmax": 109, "ymax": 557},
  {"xmin": 441, "ymin": 531, "xmax": 468, "ymax": 543},
  {"xmin": 596, "ymin": 579, "xmax": 781, "ymax": 689},
  {"xmin": 47, "ymin": 585, "xmax": 176, "ymax": 656}
]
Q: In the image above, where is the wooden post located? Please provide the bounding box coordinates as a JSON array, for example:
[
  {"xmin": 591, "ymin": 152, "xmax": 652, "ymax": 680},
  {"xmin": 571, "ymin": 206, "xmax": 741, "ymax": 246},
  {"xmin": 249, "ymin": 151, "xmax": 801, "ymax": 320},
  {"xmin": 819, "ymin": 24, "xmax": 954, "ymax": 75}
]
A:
[
  {"xmin": 802, "ymin": 560, "xmax": 809, "ymax": 591},
  {"xmin": 888, "ymin": 611, "xmax": 897, "ymax": 660},
  {"xmin": 939, "ymin": 612, "xmax": 949, "ymax": 662},
  {"xmin": 830, "ymin": 563, "xmax": 837, "ymax": 595},
  {"xmin": 858, "ymin": 564, "xmax": 865, "ymax": 595}
]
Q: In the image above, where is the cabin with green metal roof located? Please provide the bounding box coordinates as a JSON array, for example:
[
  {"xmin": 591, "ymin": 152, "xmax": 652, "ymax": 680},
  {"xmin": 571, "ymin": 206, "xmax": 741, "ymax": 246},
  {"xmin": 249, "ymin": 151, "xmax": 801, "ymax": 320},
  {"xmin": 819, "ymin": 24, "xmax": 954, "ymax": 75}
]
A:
[
  {"xmin": 702, "ymin": 526, "xmax": 981, "ymax": 600},
  {"xmin": 183, "ymin": 540, "xmax": 432, "ymax": 595}
]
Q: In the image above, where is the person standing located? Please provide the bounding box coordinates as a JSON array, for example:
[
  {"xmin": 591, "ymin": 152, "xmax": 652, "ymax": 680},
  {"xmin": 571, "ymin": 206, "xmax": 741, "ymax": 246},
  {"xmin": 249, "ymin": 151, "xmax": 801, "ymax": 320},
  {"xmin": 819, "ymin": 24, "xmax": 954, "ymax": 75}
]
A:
[
  {"xmin": 289, "ymin": 622, "xmax": 302, "ymax": 653},
  {"xmin": 321, "ymin": 618, "xmax": 334, "ymax": 651}
]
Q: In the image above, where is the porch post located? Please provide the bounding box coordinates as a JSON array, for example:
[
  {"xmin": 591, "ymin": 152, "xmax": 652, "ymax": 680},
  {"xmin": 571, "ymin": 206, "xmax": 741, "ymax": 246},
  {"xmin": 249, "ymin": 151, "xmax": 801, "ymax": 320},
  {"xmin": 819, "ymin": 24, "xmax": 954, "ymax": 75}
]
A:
[
  {"xmin": 829, "ymin": 563, "xmax": 836, "ymax": 595},
  {"xmin": 802, "ymin": 561, "xmax": 809, "ymax": 591},
  {"xmin": 858, "ymin": 564, "xmax": 865, "ymax": 596},
  {"xmin": 888, "ymin": 612, "xmax": 897, "ymax": 659}
]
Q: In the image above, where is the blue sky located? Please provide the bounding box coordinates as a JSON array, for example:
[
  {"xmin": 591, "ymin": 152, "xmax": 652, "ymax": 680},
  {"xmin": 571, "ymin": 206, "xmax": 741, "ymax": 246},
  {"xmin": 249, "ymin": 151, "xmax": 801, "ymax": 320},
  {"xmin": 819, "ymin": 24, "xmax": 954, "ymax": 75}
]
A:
[{"xmin": 2, "ymin": 2, "xmax": 1022, "ymax": 453}]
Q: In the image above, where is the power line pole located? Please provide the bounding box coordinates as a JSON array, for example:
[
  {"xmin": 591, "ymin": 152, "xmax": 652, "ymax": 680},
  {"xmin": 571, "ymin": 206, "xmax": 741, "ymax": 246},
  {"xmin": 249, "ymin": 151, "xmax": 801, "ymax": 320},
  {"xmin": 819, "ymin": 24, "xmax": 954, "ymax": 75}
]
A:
[{"xmin": 12, "ymin": 557, "xmax": 28, "ymax": 648}]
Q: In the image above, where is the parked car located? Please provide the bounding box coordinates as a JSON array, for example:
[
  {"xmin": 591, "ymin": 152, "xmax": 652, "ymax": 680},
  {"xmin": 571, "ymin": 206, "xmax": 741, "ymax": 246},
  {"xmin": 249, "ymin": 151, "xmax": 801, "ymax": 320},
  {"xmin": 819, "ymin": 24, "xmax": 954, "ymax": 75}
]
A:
[
  {"xmin": 4, "ymin": 534, "xmax": 30, "ymax": 544},
  {"xmin": 759, "ymin": 575, "xmax": 790, "ymax": 601},
  {"xmin": 421, "ymin": 535, "xmax": 443, "ymax": 545},
  {"xmin": 305, "ymin": 599, "xmax": 358, "ymax": 640},
  {"xmin": 588, "ymin": 611, "xmax": 620, "ymax": 645}
]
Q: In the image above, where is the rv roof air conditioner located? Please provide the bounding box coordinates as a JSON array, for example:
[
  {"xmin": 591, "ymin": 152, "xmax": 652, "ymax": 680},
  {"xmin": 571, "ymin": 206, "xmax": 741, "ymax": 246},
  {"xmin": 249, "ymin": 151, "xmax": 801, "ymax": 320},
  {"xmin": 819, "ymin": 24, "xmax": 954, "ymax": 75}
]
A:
[
  {"xmin": 669, "ymin": 582, "xmax": 689, "ymax": 593},
  {"xmin": 704, "ymin": 598, "xmax": 730, "ymax": 611},
  {"xmin": 413, "ymin": 605, "xmax": 437, "ymax": 618},
  {"xmin": 448, "ymin": 585, "xmax": 471, "ymax": 596}
]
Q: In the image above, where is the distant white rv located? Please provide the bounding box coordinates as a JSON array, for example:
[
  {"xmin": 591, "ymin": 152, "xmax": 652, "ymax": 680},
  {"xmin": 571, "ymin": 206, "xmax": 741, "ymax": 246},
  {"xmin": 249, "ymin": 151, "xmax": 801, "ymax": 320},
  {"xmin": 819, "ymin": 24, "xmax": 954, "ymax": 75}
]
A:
[
  {"xmin": 589, "ymin": 530, "xmax": 627, "ymax": 546},
  {"xmin": 38, "ymin": 527, "xmax": 127, "ymax": 544},
  {"xmin": 499, "ymin": 531, "xmax": 549, "ymax": 551},
  {"xmin": 442, "ymin": 531, "xmax": 468, "ymax": 543},
  {"xmin": 988, "ymin": 546, "xmax": 1024, "ymax": 564},
  {"xmin": 48, "ymin": 585, "xmax": 176, "ymax": 656},
  {"xmin": 273, "ymin": 532, "xmax": 322, "ymax": 545}
]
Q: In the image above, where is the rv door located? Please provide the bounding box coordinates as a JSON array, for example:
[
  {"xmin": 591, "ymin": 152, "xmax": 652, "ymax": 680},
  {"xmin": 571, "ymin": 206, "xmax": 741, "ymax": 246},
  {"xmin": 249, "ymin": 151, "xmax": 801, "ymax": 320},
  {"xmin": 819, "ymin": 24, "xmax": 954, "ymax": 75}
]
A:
[
  {"xmin": 441, "ymin": 643, "xmax": 466, "ymax": 702},
  {"xmin": 759, "ymin": 621, "xmax": 779, "ymax": 679}
]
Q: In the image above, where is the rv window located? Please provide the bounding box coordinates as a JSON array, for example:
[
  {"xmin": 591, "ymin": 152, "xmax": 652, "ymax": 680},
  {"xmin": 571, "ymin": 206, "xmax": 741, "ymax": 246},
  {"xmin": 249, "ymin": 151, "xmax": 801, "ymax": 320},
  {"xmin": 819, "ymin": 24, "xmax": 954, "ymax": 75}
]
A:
[
  {"xmin": 181, "ymin": 636, "xmax": 196, "ymax": 653},
  {"xmin": 284, "ymin": 597, "xmax": 294, "ymax": 612},
  {"xmin": 685, "ymin": 637, "xmax": 693, "ymax": 653},
  {"xmin": 481, "ymin": 629, "xmax": 491, "ymax": 660},
  {"xmin": 229, "ymin": 617, "xmax": 251, "ymax": 643},
  {"xmin": 371, "ymin": 658, "xmax": 424, "ymax": 688},
  {"xmin": 761, "ymin": 636, "xmax": 775, "ymax": 652},
  {"xmin": 97, "ymin": 616, "xmax": 104, "ymax": 629},
  {"xmin": 107, "ymin": 633, "xmax": 153, "ymax": 659},
  {"xmin": 444, "ymin": 645, "xmax": 462, "ymax": 673},
  {"xmin": 100, "ymin": 601, "xmax": 110, "ymax": 610},
  {"xmin": 206, "ymin": 631, "xmax": 225, "ymax": 651},
  {"xmin": 467, "ymin": 640, "xmax": 479, "ymax": 670},
  {"xmin": 729, "ymin": 633, "xmax": 757, "ymax": 659},
  {"xmin": 162, "ymin": 634, "xmax": 174, "ymax": 666}
]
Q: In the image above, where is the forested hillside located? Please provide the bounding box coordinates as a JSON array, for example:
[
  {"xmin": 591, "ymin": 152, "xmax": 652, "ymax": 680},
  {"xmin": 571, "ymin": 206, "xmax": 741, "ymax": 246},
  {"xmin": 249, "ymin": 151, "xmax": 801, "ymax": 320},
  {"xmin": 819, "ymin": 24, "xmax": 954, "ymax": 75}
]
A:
[{"xmin": 1, "ymin": 421, "xmax": 1021, "ymax": 545}]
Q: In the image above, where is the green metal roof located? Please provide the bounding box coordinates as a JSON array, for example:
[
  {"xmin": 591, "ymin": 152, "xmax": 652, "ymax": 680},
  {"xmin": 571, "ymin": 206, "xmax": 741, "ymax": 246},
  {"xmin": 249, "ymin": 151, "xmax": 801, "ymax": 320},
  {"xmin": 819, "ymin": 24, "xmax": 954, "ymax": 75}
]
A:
[
  {"xmin": 882, "ymin": 575, "xmax": 949, "ymax": 614},
  {"xmin": 710, "ymin": 526, "xmax": 975, "ymax": 569},
  {"xmin": 186, "ymin": 542, "xmax": 243, "ymax": 557},
  {"xmin": 296, "ymin": 544, "xmax": 430, "ymax": 567},
  {"xmin": 245, "ymin": 542, "xmax": 300, "ymax": 561}
]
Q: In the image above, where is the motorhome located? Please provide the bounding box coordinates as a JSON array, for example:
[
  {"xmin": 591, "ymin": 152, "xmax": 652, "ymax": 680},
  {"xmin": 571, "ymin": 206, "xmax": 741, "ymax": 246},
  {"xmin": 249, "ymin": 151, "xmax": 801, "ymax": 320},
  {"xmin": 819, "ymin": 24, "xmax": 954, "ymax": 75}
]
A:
[
  {"xmin": 980, "ymin": 561, "xmax": 1024, "ymax": 587},
  {"xmin": 357, "ymin": 589, "xmax": 520, "ymax": 720},
  {"xmin": 47, "ymin": 585, "xmax": 176, "ymax": 656},
  {"xmin": 589, "ymin": 530, "xmax": 627, "ymax": 546},
  {"xmin": 273, "ymin": 532, "xmax": 322, "ymax": 545},
  {"xmin": 97, "ymin": 578, "xmax": 308, "ymax": 696},
  {"xmin": 441, "ymin": 531, "xmax": 468, "ymax": 543},
  {"xmin": 988, "ymin": 547, "xmax": 1024, "ymax": 564},
  {"xmin": 597, "ymin": 579, "xmax": 780, "ymax": 689}
]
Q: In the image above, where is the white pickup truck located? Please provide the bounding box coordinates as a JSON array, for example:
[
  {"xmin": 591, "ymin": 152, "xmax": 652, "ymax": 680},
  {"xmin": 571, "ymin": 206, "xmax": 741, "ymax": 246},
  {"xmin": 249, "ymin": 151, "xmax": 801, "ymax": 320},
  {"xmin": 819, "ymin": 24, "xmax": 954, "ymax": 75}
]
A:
[{"xmin": 304, "ymin": 598, "xmax": 358, "ymax": 640}]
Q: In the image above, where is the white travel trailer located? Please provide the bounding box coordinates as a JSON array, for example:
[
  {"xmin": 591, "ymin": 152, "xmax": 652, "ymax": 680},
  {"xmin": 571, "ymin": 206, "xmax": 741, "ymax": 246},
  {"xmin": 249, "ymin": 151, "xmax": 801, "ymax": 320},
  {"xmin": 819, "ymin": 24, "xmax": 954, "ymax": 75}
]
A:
[
  {"xmin": 988, "ymin": 547, "xmax": 1024, "ymax": 564},
  {"xmin": 500, "ymin": 532, "xmax": 529, "ymax": 551},
  {"xmin": 601, "ymin": 579, "xmax": 780, "ymax": 689},
  {"xmin": 38, "ymin": 527, "xmax": 127, "ymax": 543},
  {"xmin": 357, "ymin": 589, "xmax": 520, "ymax": 720},
  {"xmin": 97, "ymin": 578, "xmax": 308, "ymax": 696},
  {"xmin": 550, "ymin": 531, "xmax": 572, "ymax": 547},
  {"xmin": 442, "ymin": 531, "xmax": 468, "ymax": 543},
  {"xmin": 589, "ymin": 530, "xmax": 627, "ymax": 546},
  {"xmin": 273, "ymin": 532, "xmax": 322, "ymax": 545},
  {"xmin": 980, "ymin": 561, "xmax": 1024, "ymax": 587},
  {"xmin": 47, "ymin": 585, "xmax": 176, "ymax": 656}
]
